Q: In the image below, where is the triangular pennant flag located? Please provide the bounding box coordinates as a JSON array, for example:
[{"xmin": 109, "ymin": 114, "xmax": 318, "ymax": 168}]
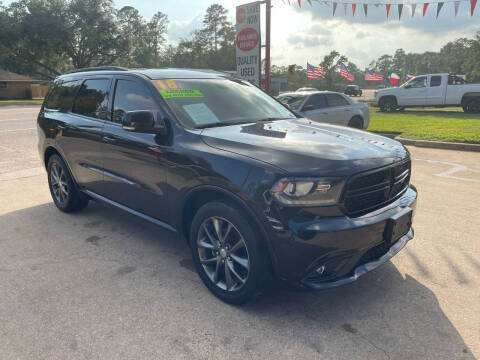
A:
[
  {"xmin": 471, "ymin": 0, "xmax": 477, "ymax": 15},
  {"xmin": 307, "ymin": 0, "xmax": 313, "ymax": 6},
  {"xmin": 436, "ymin": 2, "xmax": 444, "ymax": 17},
  {"xmin": 386, "ymin": 4, "xmax": 391, "ymax": 18},
  {"xmin": 343, "ymin": 3, "xmax": 347, "ymax": 15},
  {"xmin": 411, "ymin": 3, "xmax": 417, "ymax": 16},
  {"xmin": 333, "ymin": 2, "xmax": 338, "ymax": 15},
  {"xmin": 423, "ymin": 3, "xmax": 429, "ymax": 16},
  {"xmin": 298, "ymin": 0, "xmax": 302, "ymax": 7},
  {"xmin": 398, "ymin": 4, "xmax": 404, "ymax": 19},
  {"xmin": 454, "ymin": 1, "xmax": 460, "ymax": 15},
  {"xmin": 352, "ymin": 3, "xmax": 357, "ymax": 15},
  {"xmin": 363, "ymin": 3, "xmax": 368, "ymax": 16}
]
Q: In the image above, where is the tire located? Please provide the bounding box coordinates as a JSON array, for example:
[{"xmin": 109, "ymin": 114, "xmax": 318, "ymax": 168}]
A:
[
  {"xmin": 348, "ymin": 116, "xmax": 364, "ymax": 129},
  {"xmin": 463, "ymin": 98, "xmax": 480, "ymax": 114},
  {"xmin": 189, "ymin": 201, "xmax": 271, "ymax": 304},
  {"xmin": 47, "ymin": 154, "xmax": 89, "ymax": 212},
  {"xmin": 379, "ymin": 97, "xmax": 397, "ymax": 112}
]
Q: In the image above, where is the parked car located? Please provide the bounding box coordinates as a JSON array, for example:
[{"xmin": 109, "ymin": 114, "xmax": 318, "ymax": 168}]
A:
[
  {"xmin": 277, "ymin": 91, "xmax": 370, "ymax": 129},
  {"xmin": 38, "ymin": 67, "xmax": 416, "ymax": 304},
  {"xmin": 374, "ymin": 73, "xmax": 480, "ymax": 113},
  {"xmin": 296, "ymin": 87, "xmax": 318, "ymax": 92},
  {"xmin": 344, "ymin": 85, "xmax": 362, "ymax": 97}
]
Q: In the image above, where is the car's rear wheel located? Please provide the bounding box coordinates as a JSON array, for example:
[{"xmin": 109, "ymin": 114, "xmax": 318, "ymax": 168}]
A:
[
  {"xmin": 379, "ymin": 97, "xmax": 397, "ymax": 112},
  {"xmin": 348, "ymin": 116, "xmax": 364, "ymax": 129},
  {"xmin": 464, "ymin": 98, "xmax": 480, "ymax": 113},
  {"xmin": 189, "ymin": 201, "xmax": 271, "ymax": 304},
  {"xmin": 47, "ymin": 154, "xmax": 89, "ymax": 212}
]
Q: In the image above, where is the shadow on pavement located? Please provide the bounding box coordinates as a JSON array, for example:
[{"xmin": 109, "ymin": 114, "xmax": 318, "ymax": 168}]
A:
[{"xmin": 0, "ymin": 201, "xmax": 474, "ymax": 359}]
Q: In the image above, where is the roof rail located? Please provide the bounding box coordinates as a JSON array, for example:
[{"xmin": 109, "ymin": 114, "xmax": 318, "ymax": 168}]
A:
[{"xmin": 65, "ymin": 66, "xmax": 129, "ymax": 74}]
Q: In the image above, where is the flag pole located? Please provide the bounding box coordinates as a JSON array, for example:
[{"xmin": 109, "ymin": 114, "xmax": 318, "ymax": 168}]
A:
[{"xmin": 265, "ymin": 0, "xmax": 271, "ymax": 94}]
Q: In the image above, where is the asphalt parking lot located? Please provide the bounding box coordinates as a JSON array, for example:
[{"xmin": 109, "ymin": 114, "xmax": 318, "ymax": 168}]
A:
[{"xmin": 1, "ymin": 106, "xmax": 479, "ymax": 359}]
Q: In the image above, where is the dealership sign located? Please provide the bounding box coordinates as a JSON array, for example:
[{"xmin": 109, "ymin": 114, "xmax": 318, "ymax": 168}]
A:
[{"xmin": 236, "ymin": 2, "xmax": 261, "ymax": 86}]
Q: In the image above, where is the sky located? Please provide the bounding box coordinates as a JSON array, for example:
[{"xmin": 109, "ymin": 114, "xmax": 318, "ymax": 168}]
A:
[{"xmin": 4, "ymin": 0, "xmax": 480, "ymax": 68}]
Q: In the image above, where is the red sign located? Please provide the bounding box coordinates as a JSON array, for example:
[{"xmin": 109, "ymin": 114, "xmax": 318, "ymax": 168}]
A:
[
  {"xmin": 236, "ymin": 28, "xmax": 259, "ymax": 52},
  {"xmin": 236, "ymin": 7, "xmax": 246, "ymax": 23}
]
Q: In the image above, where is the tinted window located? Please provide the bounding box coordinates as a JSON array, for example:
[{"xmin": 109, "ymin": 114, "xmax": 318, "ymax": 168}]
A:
[
  {"xmin": 430, "ymin": 76, "xmax": 442, "ymax": 87},
  {"xmin": 45, "ymin": 81, "xmax": 80, "ymax": 112},
  {"xmin": 112, "ymin": 80, "xmax": 157, "ymax": 124},
  {"xmin": 72, "ymin": 79, "xmax": 110, "ymax": 119},
  {"xmin": 407, "ymin": 76, "xmax": 427, "ymax": 88},
  {"xmin": 325, "ymin": 94, "xmax": 349, "ymax": 107},
  {"xmin": 303, "ymin": 94, "xmax": 327, "ymax": 110}
]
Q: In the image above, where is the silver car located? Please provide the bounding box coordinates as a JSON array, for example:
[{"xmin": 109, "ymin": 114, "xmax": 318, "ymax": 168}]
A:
[{"xmin": 278, "ymin": 91, "xmax": 370, "ymax": 129}]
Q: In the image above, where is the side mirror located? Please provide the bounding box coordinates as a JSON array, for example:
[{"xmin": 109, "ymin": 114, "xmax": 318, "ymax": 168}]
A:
[
  {"xmin": 122, "ymin": 110, "xmax": 167, "ymax": 135},
  {"xmin": 302, "ymin": 104, "xmax": 315, "ymax": 112}
]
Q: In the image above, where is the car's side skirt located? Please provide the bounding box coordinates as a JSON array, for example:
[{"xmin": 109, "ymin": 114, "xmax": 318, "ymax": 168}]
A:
[{"xmin": 82, "ymin": 189, "xmax": 177, "ymax": 233}]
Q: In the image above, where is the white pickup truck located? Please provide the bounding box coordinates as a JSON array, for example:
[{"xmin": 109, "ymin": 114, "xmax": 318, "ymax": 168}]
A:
[{"xmin": 374, "ymin": 73, "xmax": 480, "ymax": 113}]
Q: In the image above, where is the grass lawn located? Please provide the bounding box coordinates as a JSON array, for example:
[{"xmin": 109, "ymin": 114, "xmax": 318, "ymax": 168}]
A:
[
  {"xmin": 367, "ymin": 107, "xmax": 480, "ymax": 144},
  {"xmin": 0, "ymin": 99, "xmax": 44, "ymax": 107}
]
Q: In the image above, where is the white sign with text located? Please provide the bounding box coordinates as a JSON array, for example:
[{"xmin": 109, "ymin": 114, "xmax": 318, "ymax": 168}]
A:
[{"xmin": 235, "ymin": 2, "xmax": 261, "ymax": 86}]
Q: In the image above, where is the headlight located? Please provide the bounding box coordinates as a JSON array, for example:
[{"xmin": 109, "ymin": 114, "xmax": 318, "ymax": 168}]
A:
[{"xmin": 270, "ymin": 178, "xmax": 345, "ymax": 206}]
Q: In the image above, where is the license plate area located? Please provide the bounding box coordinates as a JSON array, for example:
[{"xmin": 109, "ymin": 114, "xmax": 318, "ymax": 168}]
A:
[{"xmin": 384, "ymin": 208, "xmax": 412, "ymax": 244}]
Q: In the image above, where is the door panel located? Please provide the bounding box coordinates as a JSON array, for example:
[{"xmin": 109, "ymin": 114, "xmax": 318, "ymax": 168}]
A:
[
  {"xmin": 55, "ymin": 78, "xmax": 111, "ymax": 193},
  {"xmin": 425, "ymin": 75, "xmax": 444, "ymax": 105},
  {"xmin": 100, "ymin": 77, "xmax": 170, "ymax": 222},
  {"xmin": 324, "ymin": 93, "xmax": 351, "ymax": 126},
  {"xmin": 398, "ymin": 76, "xmax": 427, "ymax": 106},
  {"xmin": 301, "ymin": 94, "xmax": 329, "ymax": 123}
]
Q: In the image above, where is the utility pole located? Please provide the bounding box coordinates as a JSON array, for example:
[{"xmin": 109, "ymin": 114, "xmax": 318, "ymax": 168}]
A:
[{"xmin": 265, "ymin": 0, "xmax": 271, "ymax": 94}]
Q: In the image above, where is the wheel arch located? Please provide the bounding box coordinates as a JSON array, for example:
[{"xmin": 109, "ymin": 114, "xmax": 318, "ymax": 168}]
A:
[
  {"xmin": 44, "ymin": 146, "xmax": 61, "ymax": 170},
  {"xmin": 379, "ymin": 94, "xmax": 397, "ymax": 105},
  {"xmin": 180, "ymin": 185, "xmax": 277, "ymax": 272},
  {"xmin": 461, "ymin": 92, "xmax": 480, "ymax": 105}
]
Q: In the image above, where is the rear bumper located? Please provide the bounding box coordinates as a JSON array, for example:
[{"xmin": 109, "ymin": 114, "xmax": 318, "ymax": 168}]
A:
[{"xmin": 269, "ymin": 186, "xmax": 417, "ymax": 287}]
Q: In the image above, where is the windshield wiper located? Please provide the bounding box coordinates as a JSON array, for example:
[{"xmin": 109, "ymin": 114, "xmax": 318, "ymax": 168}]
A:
[
  {"xmin": 195, "ymin": 120, "xmax": 253, "ymax": 129},
  {"xmin": 256, "ymin": 117, "xmax": 293, "ymax": 122}
]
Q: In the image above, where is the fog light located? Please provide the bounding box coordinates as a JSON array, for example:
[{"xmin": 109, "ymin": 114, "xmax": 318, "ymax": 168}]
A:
[{"xmin": 315, "ymin": 265, "xmax": 325, "ymax": 275}]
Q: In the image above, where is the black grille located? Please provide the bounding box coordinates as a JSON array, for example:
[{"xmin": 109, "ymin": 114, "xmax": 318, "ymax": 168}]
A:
[{"xmin": 343, "ymin": 160, "xmax": 411, "ymax": 216}]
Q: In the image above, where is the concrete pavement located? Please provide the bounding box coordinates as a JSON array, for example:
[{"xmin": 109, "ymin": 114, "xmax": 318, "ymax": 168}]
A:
[{"xmin": 0, "ymin": 106, "xmax": 479, "ymax": 359}]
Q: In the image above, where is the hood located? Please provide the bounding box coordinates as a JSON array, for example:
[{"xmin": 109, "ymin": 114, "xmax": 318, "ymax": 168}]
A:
[{"xmin": 200, "ymin": 118, "xmax": 409, "ymax": 176}]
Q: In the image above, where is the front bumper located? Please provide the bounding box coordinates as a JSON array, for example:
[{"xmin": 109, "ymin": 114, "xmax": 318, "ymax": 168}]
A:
[{"xmin": 269, "ymin": 186, "xmax": 417, "ymax": 288}]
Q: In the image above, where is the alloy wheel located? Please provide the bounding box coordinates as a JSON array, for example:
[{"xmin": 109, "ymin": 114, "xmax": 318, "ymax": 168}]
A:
[
  {"xmin": 50, "ymin": 162, "xmax": 69, "ymax": 205},
  {"xmin": 197, "ymin": 216, "xmax": 250, "ymax": 291}
]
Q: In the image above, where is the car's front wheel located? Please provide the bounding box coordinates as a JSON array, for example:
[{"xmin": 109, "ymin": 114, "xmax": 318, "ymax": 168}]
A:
[
  {"xmin": 379, "ymin": 97, "xmax": 397, "ymax": 112},
  {"xmin": 47, "ymin": 154, "xmax": 89, "ymax": 212},
  {"xmin": 189, "ymin": 201, "xmax": 271, "ymax": 304}
]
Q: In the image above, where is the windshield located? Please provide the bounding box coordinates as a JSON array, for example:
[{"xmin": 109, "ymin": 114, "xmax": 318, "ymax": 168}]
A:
[
  {"xmin": 153, "ymin": 78, "xmax": 296, "ymax": 128},
  {"xmin": 277, "ymin": 94, "xmax": 307, "ymax": 111}
]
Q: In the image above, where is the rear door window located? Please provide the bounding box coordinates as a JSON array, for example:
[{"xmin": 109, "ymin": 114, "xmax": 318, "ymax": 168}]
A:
[
  {"xmin": 72, "ymin": 79, "xmax": 110, "ymax": 120},
  {"xmin": 325, "ymin": 94, "xmax": 349, "ymax": 107},
  {"xmin": 430, "ymin": 76, "xmax": 442, "ymax": 87},
  {"xmin": 45, "ymin": 81, "xmax": 80, "ymax": 112},
  {"xmin": 111, "ymin": 79, "xmax": 157, "ymax": 124},
  {"xmin": 303, "ymin": 94, "xmax": 327, "ymax": 110}
]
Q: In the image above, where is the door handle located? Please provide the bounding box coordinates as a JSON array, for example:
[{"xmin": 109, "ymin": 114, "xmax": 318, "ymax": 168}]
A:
[{"xmin": 102, "ymin": 136, "xmax": 116, "ymax": 143}]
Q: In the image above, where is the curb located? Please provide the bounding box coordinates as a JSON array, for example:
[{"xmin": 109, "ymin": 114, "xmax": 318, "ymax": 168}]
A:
[{"xmin": 394, "ymin": 136, "xmax": 480, "ymax": 152}]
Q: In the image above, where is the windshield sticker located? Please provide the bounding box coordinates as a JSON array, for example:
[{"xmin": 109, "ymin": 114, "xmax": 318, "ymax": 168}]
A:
[
  {"xmin": 182, "ymin": 103, "xmax": 219, "ymax": 125},
  {"xmin": 159, "ymin": 89, "xmax": 204, "ymax": 99},
  {"xmin": 152, "ymin": 79, "xmax": 180, "ymax": 90}
]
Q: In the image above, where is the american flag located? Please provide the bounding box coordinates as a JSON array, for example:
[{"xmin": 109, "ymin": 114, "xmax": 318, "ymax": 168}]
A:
[
  {"xmin": 365, "ymin": 68, "xmax": 383, "ymax": 81},
  {"xmin": 307, "ymin": 62, "xmax": 324, "ymax": 79},
  {"xmin": 339, "ymin": 62, "xmax": 354, "ymax": 82}
]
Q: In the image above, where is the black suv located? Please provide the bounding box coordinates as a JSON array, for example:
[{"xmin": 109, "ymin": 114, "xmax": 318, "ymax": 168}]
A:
[
  {"xmin": 38, "ymin": 68, "xmax": 417, "ymax": 304},
  {"xmin": 344, "ymin": 85, "xmax": 362, "ymax": 97}
]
